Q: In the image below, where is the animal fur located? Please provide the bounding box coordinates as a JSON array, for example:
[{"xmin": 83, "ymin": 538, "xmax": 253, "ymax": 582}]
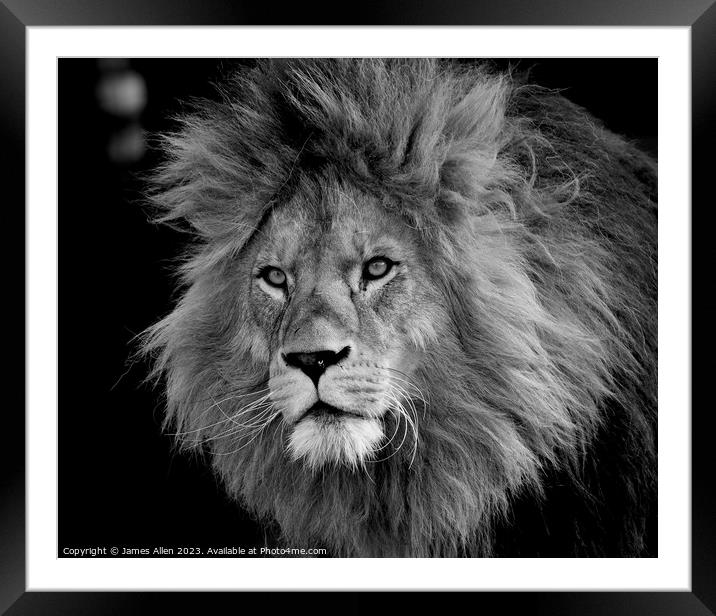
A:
[{"xmin": 142, "ymin": 59, "xmax": 657, "ymax": 557}]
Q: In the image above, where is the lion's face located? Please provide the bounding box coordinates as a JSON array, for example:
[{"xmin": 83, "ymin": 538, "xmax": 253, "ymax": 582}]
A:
[{"xmin": 248, "ymin": 186, "xmax": 439, "ymax": 469}]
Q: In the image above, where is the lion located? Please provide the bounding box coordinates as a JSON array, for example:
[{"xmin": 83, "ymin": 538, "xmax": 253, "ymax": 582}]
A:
[{"xmin": 142, "ymin": 59, "xmax": 657, "ymax": 557}]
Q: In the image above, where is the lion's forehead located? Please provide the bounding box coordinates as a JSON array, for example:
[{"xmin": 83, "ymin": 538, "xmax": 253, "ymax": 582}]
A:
[{"xmin": 258, "ymin": 191, "xmax": 414, "ymax": 272}]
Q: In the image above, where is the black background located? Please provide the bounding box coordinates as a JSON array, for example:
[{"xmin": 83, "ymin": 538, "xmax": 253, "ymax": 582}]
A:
[{"xmin": 57, "ymin": 58, "xmax": 657, "ymax": 556}]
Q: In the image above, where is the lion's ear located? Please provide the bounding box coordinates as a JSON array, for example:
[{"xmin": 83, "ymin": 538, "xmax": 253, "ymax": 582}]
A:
[
  {"xmin": 146, "ymin": 78, "xmax": 293, "ymax": 245},
  {"xmin": 436, "ymin": 76, "xmax": 511, "ymax": 214},
  {"xmin": 445, "ymin": 75, "xmax": 509, "ymax": 149},
  {"xmin": 440, "ymin": 79, "xmax": 510, "ymax": 197}
]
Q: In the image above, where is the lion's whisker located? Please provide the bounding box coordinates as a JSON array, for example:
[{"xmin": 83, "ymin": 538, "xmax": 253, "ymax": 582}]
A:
[
  {"xmin": 370, "ymin": 398, "xmax": 410, "ymax": 464},
  {"xmin": 381, "ymin": 368, "xmax": 429, "ymax": 417},
  {"xmin": 383, "ymin": 367, "xmax": 429, "ymax": 399},
  {"xmin": 191, "ymin": 384, "xmax": 271, "ymax": 406},
  {"xmin": 391, "ymin": 381, "xmax": 420, "ymax": 420},
  {"xmin": 212, "ymin": 411, "xmax": 278, "ymax": 449},
  {"xmin": 175, "ymin": 393, "xmax": 276, "ymax": 443},
  {"xmin": 213, "ymin": 409, "xmax": 281, "ymax": 456},
  {"xmin": 372, "ymin": 406, "xmax": 403, "ymax": 454},
  {"xmin": 390, "ymin": 382, "xmax": 420, "ymax": 438},
  {"xmin": 203, "ymin": 404, "xmax": 277, "ymax": 442},
  {"xmin": 170, "ymin": 388, "xmax": 273, "ymax": 437},
  {"xmin": 224, "ymin": 394, "xmax": 274, "ymax": 420},
  {"xmin": 212, "ymin": 395, "xmax": 274, "ymax": 427},
  {"xmin": 388, "ymin": 385, "xmax": 420, "ymax": 468}
]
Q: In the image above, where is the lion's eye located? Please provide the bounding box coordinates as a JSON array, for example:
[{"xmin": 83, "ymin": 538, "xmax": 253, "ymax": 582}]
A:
[
  {"xmin": 261, "ymin": 267, "xmax": 287, "ymax": 288},
  {"xmin": 363, "ymin": 257, "xmax": 394, "ymax": 281}
]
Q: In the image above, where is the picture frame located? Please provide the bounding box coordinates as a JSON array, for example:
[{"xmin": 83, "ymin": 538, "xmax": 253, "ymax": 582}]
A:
[{"xmin": 5, "ymin": 0, "xmax": 709, "ymax": 612}]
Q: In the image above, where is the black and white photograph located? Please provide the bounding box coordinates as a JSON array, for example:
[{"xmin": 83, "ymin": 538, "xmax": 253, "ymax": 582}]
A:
[{"xmin": 58, "ymin": 57, "xmax": 658, "ymax": 559}]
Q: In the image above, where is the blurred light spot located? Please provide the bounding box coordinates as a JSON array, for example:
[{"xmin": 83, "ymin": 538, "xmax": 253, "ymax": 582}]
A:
[
  {"xmin": 107, "ymin": 123, "xmax": 146, "ymax": 164},
  {"xmin": 97, "ymin": 58, "xmax": 130, "ymax": 71},
  {"xmin": 96, "ymin": 70, "xmax": 147, "ymax": 118}
]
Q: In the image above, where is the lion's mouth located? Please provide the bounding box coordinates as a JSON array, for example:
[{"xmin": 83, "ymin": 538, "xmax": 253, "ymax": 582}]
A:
[
  {"xmin": 300, "ymin": 402, "xmax": 365, "ymax": 422},
  {"xmin": 288, "ymin": 401, "xmax": 384, "ymax": 469}
]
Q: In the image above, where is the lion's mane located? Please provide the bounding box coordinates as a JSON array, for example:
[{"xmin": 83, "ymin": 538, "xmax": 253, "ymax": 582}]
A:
[{"xmin": 143, "ymin": 59, "xmax": 657, "ymax": 557}]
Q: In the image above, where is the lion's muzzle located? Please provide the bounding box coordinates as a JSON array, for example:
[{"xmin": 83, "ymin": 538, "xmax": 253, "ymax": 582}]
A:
[{"xmin": 282, "ymin": 345, "xmax": 352, "ymax": 387}]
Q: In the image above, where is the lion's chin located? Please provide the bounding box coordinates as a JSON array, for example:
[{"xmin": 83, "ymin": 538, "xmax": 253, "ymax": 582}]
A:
[{"xmin": 288, "ymin": 414, "xmax": 383, "ymax": 471}]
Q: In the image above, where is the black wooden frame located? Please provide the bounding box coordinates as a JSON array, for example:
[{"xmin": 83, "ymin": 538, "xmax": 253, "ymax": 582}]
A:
[{"xmin": 3, "ymin": 1, "xmax": 710, "ymax": 613}]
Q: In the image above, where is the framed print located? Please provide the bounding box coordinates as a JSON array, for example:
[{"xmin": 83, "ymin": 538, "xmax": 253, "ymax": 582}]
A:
[
  {"xmin": 57, "ymin": 54, "xmax": 664, "ymax": 564},
  {"xmin": 5, "ymin": 0, "xmax": 710, "ymax": 612}
]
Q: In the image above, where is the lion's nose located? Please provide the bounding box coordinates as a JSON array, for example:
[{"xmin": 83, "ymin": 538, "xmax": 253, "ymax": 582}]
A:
[{"xmin": 282, "ymin": 346, "xmax": 351, "ymax": 388}]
